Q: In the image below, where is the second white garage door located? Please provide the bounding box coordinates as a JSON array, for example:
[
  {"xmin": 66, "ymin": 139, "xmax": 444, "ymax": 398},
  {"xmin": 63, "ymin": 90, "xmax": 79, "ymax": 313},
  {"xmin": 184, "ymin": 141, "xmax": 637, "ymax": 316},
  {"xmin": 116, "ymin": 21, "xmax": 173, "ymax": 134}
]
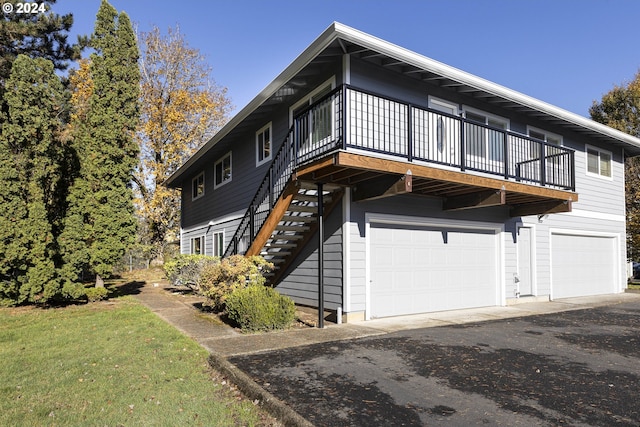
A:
[
  {"xmin": 369, "ymin": 222, "xmax": 499, "ymax": 318},
  {"xmin": 551, "ymin": 233, "xmax": 618, "ymax": 299}
]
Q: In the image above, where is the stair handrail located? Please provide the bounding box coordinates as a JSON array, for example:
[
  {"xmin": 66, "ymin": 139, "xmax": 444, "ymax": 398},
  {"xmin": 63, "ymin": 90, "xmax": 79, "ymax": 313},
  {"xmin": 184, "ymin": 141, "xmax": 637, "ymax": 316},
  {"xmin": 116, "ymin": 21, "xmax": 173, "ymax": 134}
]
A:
[
  {"xmin": 223, "ymin": 124, "xmax": 296, "ymax": 257},
  {"xmin": 222, "ymin": 85, "xmax": 344, "ymax": 257}
]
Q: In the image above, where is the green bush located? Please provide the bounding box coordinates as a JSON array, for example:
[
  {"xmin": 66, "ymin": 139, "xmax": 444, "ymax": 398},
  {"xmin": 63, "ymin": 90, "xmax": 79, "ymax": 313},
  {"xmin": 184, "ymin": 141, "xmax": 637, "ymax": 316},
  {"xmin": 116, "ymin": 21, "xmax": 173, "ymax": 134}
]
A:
[
  {"xmin": 85, "ymin": 287, "xmax": 108, "ymax": 302},
  {"xmin": 225, "ymin": 285, "xmax": 295, "ymax": 332},
  {"xmin": 163, "ymin": 254, "xmax": 219, "ymax": 290},
  {"xmin": 199, "ymin": 255, "xmax": 273, "ymax": 311}
]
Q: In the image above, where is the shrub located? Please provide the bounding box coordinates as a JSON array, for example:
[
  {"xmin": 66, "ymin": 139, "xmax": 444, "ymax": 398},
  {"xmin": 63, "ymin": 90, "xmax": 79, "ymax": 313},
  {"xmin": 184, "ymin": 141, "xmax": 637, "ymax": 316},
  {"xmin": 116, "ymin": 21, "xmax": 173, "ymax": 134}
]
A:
[
  {"xmin": 199, "ymin": 255, "xmax": 274, "ymax": 311},
  {"xmin": 85, "ymin": 287, "xmax": 108, "ymax": 302},
  {"xmin": 225, "ymin": 285, "xmax": 296, "ymax": 332},
  {"xmin": 163, "ymin": 254, "xmax": 219, "ymax": 290}
]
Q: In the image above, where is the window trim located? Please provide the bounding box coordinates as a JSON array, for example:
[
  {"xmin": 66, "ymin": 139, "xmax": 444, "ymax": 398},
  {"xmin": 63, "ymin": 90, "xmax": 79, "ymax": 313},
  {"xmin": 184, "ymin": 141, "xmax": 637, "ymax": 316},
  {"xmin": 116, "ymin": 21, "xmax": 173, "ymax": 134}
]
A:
[
  {"xmin": 214, "ymin": 151, "xmax": 232, "ymax": 188},
  {"xmin": 428, "ymin": 96, "xmax": 458, "ymax": 116},
  {"xmin": 190, "ymin": 235, "xmax": 204, "ymax": 255},
  {"xmin": 462, "ymin": 106, "xmax": 509, "ymax": 162},
  {"xmin": 191, "ymin": 171, "xmax": 205, "ymax": 200},
  {"xmin": 289, "ymin": 76, "xmax": 336, "ymax": 124},
  {"xmin": 585, "ymin": 144, "xmax": 613, "ymax": 180},
  {"xmin": 526, "ymin": 126, "xmax": 563, "ymax": 146},
  {"xmin": 213, "ymin": 230, "xmax": 225, "ymax": 257},
  {"xmin": 256, "ymin": 122, "xmax": 273, "ymax": 167}
]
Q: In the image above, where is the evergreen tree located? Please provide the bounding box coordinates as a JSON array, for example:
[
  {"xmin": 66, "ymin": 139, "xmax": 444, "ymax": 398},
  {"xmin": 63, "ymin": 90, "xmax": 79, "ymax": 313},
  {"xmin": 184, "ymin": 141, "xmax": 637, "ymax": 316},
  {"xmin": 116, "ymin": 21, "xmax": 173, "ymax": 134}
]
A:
[
  {"xmin": 60, "ymin": 0, "xmax": 140, "ymax": 285},
  {"xmin": 0, "ymin": 0, "xmax": 87, "ymax": 116},
  {"xmin": 0, "ymin": 55, "xmax": 66, "ymax": 305}
]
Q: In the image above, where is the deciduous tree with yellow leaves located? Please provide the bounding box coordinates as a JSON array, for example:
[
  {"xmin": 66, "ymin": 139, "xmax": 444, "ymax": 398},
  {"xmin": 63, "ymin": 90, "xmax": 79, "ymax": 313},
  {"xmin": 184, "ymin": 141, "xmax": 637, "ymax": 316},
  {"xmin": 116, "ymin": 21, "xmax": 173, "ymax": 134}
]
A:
[
  {"xmin": 134, "ymin": 26, "xmax": 232, "ymax": 263},
  {"xmin": 590, "ymin": 71, "xmax": 640, "ymax": 261}
]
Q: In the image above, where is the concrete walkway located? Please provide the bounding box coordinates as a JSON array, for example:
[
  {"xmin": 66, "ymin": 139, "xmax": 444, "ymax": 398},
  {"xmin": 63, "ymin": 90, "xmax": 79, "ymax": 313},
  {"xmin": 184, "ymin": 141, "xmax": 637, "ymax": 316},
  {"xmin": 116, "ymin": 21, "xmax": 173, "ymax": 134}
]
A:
[{"xmin": 133, "ymin": 282, "xmax": 640, "ymax": 358}]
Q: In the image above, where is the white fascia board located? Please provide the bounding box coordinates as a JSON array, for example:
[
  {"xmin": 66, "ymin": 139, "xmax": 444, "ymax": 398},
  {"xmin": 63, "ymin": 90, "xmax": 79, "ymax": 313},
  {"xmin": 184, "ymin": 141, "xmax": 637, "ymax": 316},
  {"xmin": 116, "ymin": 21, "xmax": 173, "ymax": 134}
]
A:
[{"xmin": 332, "ymin": 23, "xmax": 640, "ymax": 150}]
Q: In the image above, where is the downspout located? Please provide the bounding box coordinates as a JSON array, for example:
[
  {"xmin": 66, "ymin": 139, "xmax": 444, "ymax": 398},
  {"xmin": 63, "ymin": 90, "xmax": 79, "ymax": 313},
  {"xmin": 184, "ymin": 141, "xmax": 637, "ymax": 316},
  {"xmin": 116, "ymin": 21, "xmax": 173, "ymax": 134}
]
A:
[{"xmin": 317, "ymin": 182, "xmax": 325, "ymax": 328}]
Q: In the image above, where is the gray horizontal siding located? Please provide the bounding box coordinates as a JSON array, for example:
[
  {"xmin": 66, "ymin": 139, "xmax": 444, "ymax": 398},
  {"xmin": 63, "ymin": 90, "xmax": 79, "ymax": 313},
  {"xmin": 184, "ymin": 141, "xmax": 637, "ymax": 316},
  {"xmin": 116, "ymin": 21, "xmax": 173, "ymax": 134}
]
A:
[
  {"xmin": 180, "ymin": 214, "xmax": 243, "ymax": 256},
  {"xmin": 275, "ymin": 205, "xmax": 343, "ymax": 310},
  {"xmin": 181, "ymin": 113, "xmax": 291, "ymax": 229}
]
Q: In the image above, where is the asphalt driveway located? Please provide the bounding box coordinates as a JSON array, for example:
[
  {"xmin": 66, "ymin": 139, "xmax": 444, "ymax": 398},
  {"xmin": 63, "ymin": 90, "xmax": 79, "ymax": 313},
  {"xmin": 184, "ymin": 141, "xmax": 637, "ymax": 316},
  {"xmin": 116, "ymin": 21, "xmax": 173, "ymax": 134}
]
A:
[{"xmin": 229, "ymin": 301, "xmax": 640, "ymax": 426}]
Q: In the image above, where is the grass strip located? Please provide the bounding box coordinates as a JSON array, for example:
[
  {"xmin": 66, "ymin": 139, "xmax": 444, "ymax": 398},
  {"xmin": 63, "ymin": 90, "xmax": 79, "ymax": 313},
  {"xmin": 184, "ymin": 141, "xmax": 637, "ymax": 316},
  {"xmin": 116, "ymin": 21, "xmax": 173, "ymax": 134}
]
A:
[{"xmin": 0, "ymin": 297, "xmax": 275, "ymax": 426}]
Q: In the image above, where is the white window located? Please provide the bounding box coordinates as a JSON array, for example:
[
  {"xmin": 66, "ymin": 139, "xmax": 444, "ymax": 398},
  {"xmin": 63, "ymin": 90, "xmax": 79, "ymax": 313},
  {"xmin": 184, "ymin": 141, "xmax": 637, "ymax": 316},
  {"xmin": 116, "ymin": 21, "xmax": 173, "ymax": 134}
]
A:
[
  {"xmin": 527, "ymin": 126, "xmax": 563, "ymax": 163},
  {"xmin": 237, "ymin": 235, "xmax": 250, "ymax": 255},
  {"xmin": 586, "ymin": 145, "xmax": 612, "ymax": 178},
  {"xmin": 214, "ymin": 152, "xmax": 232, "ymax": 188},
  {"xmin": 213, "ymin": 231, "xmax": 224, "ymax": 257},
  {"xmin": 528, "ymin": 127, "xmax": 562, "ymax": 147},
  {"xmin": 290, "ymin": 77, "xmax": 336, "ymax": 154},
  {"xmin": 256, "ymin": 123, "xmax": 272, "ymax": 166},
  {"xmin": 463, "ymin": 107, "xmax": 509, "ymax": 162},
  {"xmin": 190, "ymin": 236, "xmax": 204, "ymax": 255},
  {"xmin": 191, "ymin": 172, "xmax": 204, "ymax": 200}
]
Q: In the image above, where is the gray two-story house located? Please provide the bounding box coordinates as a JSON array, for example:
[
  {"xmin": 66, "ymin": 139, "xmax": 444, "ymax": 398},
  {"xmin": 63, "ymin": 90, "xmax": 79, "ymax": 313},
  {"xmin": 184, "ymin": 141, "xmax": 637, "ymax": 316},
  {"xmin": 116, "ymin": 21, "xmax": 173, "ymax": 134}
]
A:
[{"xmin": 166, "ymin": 23, "xmax": 640, "ymax": 322}]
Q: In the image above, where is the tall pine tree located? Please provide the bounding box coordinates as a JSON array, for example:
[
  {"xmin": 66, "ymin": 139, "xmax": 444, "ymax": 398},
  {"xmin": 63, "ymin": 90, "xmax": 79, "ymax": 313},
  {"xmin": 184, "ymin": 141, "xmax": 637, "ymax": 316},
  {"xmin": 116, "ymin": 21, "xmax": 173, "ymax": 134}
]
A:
[
  {"xmin": 0, "ymin": 55, "xmax": 66, "ymax": 305},
  {"xmin": 60, "ymin": 0, "xmax": 140, "ymax": 285}
]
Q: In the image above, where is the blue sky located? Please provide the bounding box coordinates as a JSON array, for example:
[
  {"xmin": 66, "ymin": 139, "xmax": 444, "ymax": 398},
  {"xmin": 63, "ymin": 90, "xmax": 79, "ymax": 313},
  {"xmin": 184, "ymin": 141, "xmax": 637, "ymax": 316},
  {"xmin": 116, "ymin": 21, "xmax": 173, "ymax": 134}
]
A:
[{"xmin": 53, "ymin": 0, "xmax": 640, "ymax": 118}]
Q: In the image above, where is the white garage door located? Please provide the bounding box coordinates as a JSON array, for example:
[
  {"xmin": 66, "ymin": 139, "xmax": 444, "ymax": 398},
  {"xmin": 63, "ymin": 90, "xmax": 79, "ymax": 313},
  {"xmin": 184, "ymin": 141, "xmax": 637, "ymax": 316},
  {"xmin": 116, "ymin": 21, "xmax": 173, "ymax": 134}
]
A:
[
  {"xmin": 551, "ymin": 233, "xmax": 617, "ymax": 299},
  {"xmin": 370, "ymin": 223, "xmax": 499, "ymax": 318}
]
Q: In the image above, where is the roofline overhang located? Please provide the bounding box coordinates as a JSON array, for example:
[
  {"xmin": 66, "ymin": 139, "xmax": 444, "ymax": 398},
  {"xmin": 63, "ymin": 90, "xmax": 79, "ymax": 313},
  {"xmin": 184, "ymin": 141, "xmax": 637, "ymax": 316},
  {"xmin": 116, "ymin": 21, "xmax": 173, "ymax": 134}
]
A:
[{"xmin": 165, "ymin": 22, "xmax": 640, "ymax": 187}]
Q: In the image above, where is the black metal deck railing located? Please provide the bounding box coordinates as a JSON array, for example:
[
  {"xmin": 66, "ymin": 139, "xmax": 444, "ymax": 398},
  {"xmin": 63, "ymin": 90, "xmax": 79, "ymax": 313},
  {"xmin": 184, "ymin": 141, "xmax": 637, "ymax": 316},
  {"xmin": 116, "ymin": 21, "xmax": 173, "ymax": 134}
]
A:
[{"xmin": 224, "ymin": 84, "xmax": 575, "ymax": 256}]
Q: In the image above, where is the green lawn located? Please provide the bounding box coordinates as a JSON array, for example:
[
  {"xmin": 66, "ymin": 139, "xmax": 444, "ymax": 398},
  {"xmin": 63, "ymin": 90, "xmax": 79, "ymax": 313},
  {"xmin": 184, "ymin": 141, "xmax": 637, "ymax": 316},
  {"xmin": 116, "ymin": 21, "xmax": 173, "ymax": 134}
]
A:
[{"xmin": 0, "ymin": 297, "xmax": 276, "ymax": 426}]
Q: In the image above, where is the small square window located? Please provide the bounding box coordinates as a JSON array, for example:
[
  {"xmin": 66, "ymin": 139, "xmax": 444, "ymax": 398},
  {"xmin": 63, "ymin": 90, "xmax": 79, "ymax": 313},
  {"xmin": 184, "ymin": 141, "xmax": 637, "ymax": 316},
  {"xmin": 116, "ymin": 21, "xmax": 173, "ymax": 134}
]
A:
[
  {"xmin": 587, "ymin": 146, "xmax": 612, "ymax": 178},
  {"xmin": 256, "ymin": 123, "xmax": 272, "ymax": 166},
  {"xmin": 192, "ymin": 172, "xmax": 204, "ymax": 200},
  {"xmin": 215, "ymin": 152, "xmax": 232, "ymax": 187}
]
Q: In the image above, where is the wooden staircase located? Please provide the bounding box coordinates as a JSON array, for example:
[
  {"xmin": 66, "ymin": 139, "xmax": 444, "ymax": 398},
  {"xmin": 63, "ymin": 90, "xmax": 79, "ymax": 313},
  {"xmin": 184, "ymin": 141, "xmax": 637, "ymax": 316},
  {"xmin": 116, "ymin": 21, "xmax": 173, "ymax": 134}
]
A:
[{"xmin": 244, "ymin": 181, "xmax": 343, "ymax": 285}]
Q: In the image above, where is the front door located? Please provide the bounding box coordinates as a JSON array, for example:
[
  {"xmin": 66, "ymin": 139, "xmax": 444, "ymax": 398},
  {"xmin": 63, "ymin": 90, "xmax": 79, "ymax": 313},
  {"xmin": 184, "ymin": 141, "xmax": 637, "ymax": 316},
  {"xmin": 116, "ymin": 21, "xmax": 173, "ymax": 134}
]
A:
[{"xmin": 517, "ymin": 226, "xmax": 533, "ymax": 296}]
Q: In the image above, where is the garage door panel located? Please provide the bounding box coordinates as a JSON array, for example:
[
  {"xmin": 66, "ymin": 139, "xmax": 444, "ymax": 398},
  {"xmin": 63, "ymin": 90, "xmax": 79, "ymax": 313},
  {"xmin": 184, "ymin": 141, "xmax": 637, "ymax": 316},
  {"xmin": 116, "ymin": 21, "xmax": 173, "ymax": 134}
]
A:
[
  {"xmin": 370, "ymin": 223, "xmax": 498, "ymax": 318},
  {"xmin": 552, "ymin": 234, "xmax": 616, "ymax": 299}
]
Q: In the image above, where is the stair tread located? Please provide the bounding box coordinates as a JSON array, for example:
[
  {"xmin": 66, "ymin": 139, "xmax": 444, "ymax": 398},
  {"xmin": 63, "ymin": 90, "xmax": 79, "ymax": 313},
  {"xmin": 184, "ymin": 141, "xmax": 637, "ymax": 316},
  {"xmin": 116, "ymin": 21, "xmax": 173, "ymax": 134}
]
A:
[
  {"xmin": 281, "ymin": 215, "xmax": 315, "ymax": 222},
  {"xmin": 288, "ymin": 205, "xmax": 317, "ymax": 213},
  {"xmin": 275, "ymin": 225, "xmax": 310, "ymax": 231}
]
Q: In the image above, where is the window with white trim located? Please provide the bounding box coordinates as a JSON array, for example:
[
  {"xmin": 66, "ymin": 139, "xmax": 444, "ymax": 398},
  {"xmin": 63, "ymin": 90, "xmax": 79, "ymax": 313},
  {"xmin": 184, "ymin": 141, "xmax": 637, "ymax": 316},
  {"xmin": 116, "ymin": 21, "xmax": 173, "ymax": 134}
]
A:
[
  {"xmin": 191, "ymin": 172, "xmax": 204, "ymax": 200},
  {"xmin": 528, "ymin": 127, "xmax": 562, "ymax": 146},
  {"xmin": 527, "ymin": 127, "xmax": 563, "ymax": 163},
  {"xmin": 256, "ymin": 123, "xmax": 272, "ymax": 166},
  {"xmin": 214, "ymin": 152, "xmax": 232, "ymax": 188},
  {"xmin": 190, "ymin": 236, "xmax": 203, "ymax": 255},
  {"xmin": 290, "ymin": 77, "xmax": 336, "ymax": 154},
  {"xmin": 463, "ymin": 107, "xmax": 508, "ymax": 161},
  {"xmin": 213, "ymin": 231, "xmax": 224, "ymax": 257},
  {"xmin": 586, "ymin": 145, "xmax": 612, "ymax": 178}
]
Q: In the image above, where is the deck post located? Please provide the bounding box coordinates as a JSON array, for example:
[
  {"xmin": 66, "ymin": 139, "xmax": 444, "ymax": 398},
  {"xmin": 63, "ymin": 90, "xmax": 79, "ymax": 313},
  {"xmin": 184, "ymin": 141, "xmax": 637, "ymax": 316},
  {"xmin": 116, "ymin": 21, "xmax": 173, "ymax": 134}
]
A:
[{"xmin": 317, "ymin": 182, "xmax": 325, "ymax": 328}]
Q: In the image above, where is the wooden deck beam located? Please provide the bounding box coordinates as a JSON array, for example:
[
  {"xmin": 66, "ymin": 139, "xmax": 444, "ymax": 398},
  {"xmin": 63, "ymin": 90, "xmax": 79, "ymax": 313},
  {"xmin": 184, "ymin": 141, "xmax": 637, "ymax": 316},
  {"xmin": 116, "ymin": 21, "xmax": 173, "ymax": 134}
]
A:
[
  {"xmin": 510, "ymin": 199, "xmax": 572, "ymax": 217},
  {"xmin": 444, "ymin": 189, "xmax": 506, "ymax": 211},
  {"xmin": 335, "ymin": 151, "xmax": 578, "ymax": 203},
  {"xmin": 352, "ymin": 171, "xmax": 412, "ymax": 202}
]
